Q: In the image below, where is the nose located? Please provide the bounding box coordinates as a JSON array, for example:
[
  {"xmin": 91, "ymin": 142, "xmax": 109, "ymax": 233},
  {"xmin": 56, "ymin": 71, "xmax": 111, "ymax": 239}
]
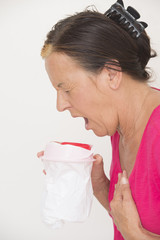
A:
[{"xmin": 56, "ymin": 91, "xmax": 71, "ymax": 112}]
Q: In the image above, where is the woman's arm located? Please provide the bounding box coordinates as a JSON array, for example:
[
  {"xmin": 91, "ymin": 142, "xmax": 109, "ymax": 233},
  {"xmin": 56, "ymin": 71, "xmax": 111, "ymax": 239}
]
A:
[
  {"xmin": 91, "ymin": 154, "xmax": 110, "ymax": 212},
  {"xmin": 139, "ymin": 228, "xmax": 160, "ymax": 240},
  {"xmin": 93, "ymin": 175, "xmax": 110, "ymax": 212}
]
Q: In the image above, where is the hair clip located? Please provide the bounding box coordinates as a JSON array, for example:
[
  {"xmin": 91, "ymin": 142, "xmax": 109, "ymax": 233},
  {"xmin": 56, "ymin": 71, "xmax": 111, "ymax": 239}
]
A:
[{"xmin": 104, "ymin": 0, "xmax": 148, "ymax": 39}]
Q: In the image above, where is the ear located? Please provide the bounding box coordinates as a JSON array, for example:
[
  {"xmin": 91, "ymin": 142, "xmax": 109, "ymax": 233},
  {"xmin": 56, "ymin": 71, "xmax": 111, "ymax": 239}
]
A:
[
  {"xmin": 96, "ymin": 64, "xmax": 122, "ymax": 92},
  {"xmin": 94, "ymin": 63, "xmax": 122, "ymax": 93},
  {"xmin": 107, "ymin": 67, "xmax": 122, "ymax": 90},
  {"xmin": 103, "ymin": 60, "xmax": 122, "ymax": 90}
]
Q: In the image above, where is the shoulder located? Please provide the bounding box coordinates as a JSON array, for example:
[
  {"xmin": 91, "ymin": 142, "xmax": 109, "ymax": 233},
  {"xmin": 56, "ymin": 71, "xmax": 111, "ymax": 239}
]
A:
[
  {"xmin": 145, "ymin": 104, "xmax": 160, "ymax": 152},
  {"xmin": 148, "ymin": 113, "xmax": 160, "ymax": 176},
  {"xmin": 148, "ymin": 105, "xmax": 160, "ymax": 135}
]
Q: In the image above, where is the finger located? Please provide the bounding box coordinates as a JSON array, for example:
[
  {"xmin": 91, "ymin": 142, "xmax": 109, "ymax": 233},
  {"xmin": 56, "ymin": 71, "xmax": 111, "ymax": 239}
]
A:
[
  {"xmin": 37, "ymin": 151, "xmax": 44, "ymax": 158},
  {"xmin": 121, "ymin": 176, "xmax": 128, "ymax": 185},
  {"xmin": 121, "ymin": 184, "xmax": 132, "ymax": 201},
  {"xmin": 123, "ymin": 169, "xmax": 128, "ymax": 178},
  {"xmin": 120, "ymin": 171, "xmax": 132, "ymax": 201},
  {"xmin": 93, "ymin": 154, "xmax": 103, "ymax": 165},
  {"xmin": 114, "ymin": 173, "xmax": 121, "ymax": 194},
  {"xmin": 43, "ymin": 169, "xmax": 47, "ymax": 175},
  {"xmin": 113, "ymin": 174, "xmax": 123, "ymax": 200},
  {"xmin": 120, "ymin": 170, "xmax": 129, "ymax": 185},
  {"xmin": 91, "ymin": 154, "xmax": 105, "ymax": 180},
  {"xmin": 116, "ymin": 172, "xmax": 123, "ymax": 187},
  {"xmin": 114, "ymin": 183, "xmax": 117, "ymax": 191},
  {"xmin": 113, "ymin": 187, "xmax": 123, "ymax": 201}
]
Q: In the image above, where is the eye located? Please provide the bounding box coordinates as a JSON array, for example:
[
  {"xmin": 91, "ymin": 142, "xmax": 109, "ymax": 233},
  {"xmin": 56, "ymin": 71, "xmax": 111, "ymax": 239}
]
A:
[{"xmin": 64, "ymin": 89, "xmax": 70, "ymax": 93}]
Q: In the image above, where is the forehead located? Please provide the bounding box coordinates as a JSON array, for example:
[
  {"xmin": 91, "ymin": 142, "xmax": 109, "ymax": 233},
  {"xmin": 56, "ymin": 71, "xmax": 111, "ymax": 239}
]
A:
[
  {"xmin": 45, "ymin": 52, "xmax": 74, "ymax": 67},
  {"xmin": 45, "ymin": 52, "xmax": 95, "ymax": 87},
  {"xmin": 45, "ymin": 52, "xmax": 80, "ymax": 77}
]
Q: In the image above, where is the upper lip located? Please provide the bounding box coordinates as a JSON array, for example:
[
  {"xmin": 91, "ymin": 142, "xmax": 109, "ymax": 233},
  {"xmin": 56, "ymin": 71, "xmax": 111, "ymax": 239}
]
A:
[
  {"xmin": 72, "ymin": 116, "xmax": 80, "ymax": 118},
  {"xmin": 70, "ymin": 114, "xmax": 87, "ymax": 119},
  {"xmin": 70, "ymin": 113, "xmax": 81, "ymax": 118}
]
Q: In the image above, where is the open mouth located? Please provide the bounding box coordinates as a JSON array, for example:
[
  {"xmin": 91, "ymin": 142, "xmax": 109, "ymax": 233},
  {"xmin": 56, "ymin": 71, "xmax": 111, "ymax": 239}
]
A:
[
  {"xmin": 84, "ymin": 117, "xmax": 89, "ymax": 129},
  {"xmin": 71, "ymin": 115, "xmax": 89, "ymax": 129}
]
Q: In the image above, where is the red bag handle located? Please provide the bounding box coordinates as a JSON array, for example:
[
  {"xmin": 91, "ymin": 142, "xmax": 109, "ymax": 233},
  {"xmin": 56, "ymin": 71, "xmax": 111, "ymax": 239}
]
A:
[{"xmin": 61, "ymin": 142, "xmax": 91, "ymax": 150}]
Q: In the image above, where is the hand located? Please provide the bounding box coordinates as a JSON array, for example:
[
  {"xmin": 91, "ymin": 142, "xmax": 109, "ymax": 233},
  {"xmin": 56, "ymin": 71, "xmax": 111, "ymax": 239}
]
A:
[
  {"xmin": 110, "ymin": 170, "xmax": 142, "ymax": 240},
  {"xmin": 37, "ymin": 152, "xmax": 108, "ymax": 180},
  {"xmin": 91, "ymin": 154, "xmax": 110, "ymax": 194},
  {"xmin": 37, "ymin": 151, "xmax": 46, "ymax": 175},
  {"xmin": 91, "ymin": 154, "xmax": 110, "ymax": 212}
]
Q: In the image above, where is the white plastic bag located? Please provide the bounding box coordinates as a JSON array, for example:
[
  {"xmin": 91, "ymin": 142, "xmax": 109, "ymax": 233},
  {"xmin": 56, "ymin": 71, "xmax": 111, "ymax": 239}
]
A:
[{"xmin": 40, "ymin": 141, "xmax": 94, "ymax": 229}]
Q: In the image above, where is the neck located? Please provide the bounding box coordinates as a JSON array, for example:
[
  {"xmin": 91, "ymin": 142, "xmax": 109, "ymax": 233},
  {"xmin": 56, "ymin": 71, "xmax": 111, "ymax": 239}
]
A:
[{"xmin": 116, "ymin": 78, "xmax": 152, "ymax": 148}]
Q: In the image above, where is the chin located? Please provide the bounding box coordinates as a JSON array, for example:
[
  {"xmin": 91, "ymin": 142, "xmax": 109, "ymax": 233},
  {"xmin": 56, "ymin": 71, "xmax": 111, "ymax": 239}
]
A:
[{"xmin": 92, "ymin": 129, "xmax": 108, "ymax": 137}]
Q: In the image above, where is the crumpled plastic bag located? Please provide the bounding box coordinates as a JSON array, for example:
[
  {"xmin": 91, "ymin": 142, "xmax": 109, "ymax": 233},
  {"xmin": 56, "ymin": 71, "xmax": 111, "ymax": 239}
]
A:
[{"xmin": 40, "ymin": 141, "xmax": 95, "ymax": 229}]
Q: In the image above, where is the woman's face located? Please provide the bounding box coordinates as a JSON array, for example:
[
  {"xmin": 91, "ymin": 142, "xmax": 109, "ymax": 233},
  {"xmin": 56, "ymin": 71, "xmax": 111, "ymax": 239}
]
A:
[{"xmin": 45, "ymin": 52, "xmax": 117, "ymax": 137}]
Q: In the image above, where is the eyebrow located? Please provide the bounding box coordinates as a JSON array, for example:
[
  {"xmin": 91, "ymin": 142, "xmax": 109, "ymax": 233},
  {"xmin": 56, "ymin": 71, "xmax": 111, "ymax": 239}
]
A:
[{"xmin": 57, "ymin": 82, "xmax": 65, "ymax": 88}]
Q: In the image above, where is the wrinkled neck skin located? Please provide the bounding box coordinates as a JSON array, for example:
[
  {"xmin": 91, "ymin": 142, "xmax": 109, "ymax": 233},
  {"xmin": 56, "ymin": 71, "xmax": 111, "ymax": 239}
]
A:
[{"xmin": 113, "ymin": 74, "xmax": 159, "ymax": 150}]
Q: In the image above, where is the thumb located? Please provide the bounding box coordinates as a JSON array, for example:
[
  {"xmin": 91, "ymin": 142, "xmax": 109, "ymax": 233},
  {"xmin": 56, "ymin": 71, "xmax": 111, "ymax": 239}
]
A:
[
  {"xmin": 37, "ymin": 151, "xmax": 44, "ymax": 158},
  {"xmin": 120, "ymin": 171, "xmax": 132, "ymax": 201},
  {"xmin": 93, "ymin": 154, "xmax": 103, "ymax": 165},
  {"xmin": 91, "ymin": 154, "xmax": 106, "ymax": 180},
  {"xmin": 92, "ymin": 154, "xmax": 104, "ymax": 173}
]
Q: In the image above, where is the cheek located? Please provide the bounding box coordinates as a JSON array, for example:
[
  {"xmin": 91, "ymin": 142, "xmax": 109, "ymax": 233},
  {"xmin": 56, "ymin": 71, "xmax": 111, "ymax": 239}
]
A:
[{"xmin": 71, "ymin": 92, "xmax": 92, "ymax": 108}]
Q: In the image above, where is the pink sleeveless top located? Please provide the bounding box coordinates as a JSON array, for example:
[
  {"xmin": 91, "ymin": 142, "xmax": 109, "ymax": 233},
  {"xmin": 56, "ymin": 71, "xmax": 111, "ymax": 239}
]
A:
[{"xmin": 108, "ymin": 87, "xmax": 160, "ymax": 239}]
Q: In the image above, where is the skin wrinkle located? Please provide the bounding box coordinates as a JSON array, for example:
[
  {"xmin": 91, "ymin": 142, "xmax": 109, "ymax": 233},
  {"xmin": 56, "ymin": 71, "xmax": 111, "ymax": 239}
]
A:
[
  {"xmin": 40, "ymin": 10, "xmax": 160, "ymax": 239},
  {"xmin": 57, "ymin": 82, "xmax": 65, "ymax": 88},
  {"xmin": 45, "ymin": 52, "xmax": 160, "ymax": 144},
  {"xmin": 42, "ymin": 51, "xmax": 160, "ymax": 240},
  {"xmin": 45, "ymin": 52, "xmax": 116, "ymax": 136}
]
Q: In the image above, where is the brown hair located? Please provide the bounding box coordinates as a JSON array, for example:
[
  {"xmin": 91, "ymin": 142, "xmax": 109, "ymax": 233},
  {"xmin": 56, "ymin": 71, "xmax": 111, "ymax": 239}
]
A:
[{"xmin": 41, "ymin": 9, "xmax": 157, "ymax": 81}]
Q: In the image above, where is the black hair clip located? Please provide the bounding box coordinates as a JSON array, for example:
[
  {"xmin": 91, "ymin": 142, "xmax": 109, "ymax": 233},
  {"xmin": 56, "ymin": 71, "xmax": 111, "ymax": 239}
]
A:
[{"xmin": 104, "ymin": 0, "xmax": 148, "ymax": 38}]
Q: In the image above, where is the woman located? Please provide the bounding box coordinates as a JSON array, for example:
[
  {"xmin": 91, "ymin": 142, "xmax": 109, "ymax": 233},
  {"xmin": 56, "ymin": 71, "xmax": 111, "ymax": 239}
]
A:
[{"xmin": 37, "ymin": 1, "xmax": 160, "ymax": 239}]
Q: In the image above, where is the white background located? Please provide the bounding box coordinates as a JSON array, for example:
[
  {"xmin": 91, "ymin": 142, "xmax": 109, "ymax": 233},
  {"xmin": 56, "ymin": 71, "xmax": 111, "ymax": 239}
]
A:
[{"xmin": 0, "ymin": 0, "xmax": 160, "ymax": 239}]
